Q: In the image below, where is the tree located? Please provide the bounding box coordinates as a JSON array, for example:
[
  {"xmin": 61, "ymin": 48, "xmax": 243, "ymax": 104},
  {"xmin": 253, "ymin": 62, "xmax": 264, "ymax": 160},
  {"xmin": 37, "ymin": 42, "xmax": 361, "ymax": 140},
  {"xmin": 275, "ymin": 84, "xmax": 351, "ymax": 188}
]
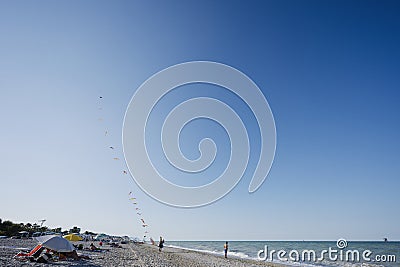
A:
[
  {"xmin": 0, "ymin": 220, "xmax": 23, "ymax": 236},
  {"xmin": 2, "ymin": 220, "xmax": 13, "ymax": 227},
  {"xmin": 69, "ymin": 226, "xmax": 81, "ymax": 234}
]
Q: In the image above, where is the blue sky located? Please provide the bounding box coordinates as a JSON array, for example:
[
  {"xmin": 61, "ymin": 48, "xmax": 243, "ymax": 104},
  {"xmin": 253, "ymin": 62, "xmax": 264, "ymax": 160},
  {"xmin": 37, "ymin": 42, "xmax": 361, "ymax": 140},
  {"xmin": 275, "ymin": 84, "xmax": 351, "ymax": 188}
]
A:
[{"xmin": 0, "ymin": 0, "xmax": 399, "ymax": 241}]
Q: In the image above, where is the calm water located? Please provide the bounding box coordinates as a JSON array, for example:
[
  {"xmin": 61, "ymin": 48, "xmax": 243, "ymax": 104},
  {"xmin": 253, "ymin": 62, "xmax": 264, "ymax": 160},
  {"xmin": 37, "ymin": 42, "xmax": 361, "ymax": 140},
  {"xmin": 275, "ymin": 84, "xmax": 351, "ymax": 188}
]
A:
[{"xmin": 167, "ymin": 241, "xmax": 399, "ymax": 267}]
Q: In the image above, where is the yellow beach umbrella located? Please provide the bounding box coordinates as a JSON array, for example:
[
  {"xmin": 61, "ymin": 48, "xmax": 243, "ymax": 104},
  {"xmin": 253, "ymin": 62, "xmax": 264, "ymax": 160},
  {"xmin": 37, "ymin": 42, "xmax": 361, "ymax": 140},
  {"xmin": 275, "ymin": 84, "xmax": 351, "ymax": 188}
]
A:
[{"xmin": 63, "ymin": 234, "xmax": 83, "ymax": 241}]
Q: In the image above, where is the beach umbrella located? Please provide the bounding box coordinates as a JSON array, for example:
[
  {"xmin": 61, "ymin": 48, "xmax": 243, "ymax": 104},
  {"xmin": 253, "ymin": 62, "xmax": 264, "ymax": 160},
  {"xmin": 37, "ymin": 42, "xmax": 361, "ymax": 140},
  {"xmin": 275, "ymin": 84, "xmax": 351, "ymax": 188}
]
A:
[
  {"xmin": 35, "ymin": 235, "xmax": 74, "ymax": 252},
  {"xmin": 63, "ymin": 234, "xmax": 83, "ymax": 241}
]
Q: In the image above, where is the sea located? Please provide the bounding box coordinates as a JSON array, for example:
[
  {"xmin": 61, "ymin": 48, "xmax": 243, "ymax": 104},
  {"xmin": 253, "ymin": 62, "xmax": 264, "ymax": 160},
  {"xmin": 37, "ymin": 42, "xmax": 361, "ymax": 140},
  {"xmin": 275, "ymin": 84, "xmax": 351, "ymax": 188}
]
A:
[{"xmin": 167, "ymin": 241, "xmax": 399, "ymax": 267}]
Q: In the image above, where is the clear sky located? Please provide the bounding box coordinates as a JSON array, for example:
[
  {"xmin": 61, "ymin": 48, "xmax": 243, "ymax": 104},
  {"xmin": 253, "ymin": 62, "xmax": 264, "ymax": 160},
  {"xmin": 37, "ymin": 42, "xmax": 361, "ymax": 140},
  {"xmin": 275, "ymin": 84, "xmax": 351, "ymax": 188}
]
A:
[{"xmin": 0, "ymin": 0, "xmax": 399, "ymax": 241}]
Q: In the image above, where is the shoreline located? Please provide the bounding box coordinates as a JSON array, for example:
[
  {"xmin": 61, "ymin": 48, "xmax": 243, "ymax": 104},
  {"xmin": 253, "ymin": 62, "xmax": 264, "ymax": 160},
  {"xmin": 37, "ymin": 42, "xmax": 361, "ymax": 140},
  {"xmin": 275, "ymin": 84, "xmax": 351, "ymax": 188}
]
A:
[{"xmin": 130, "ymin": 242, "xmax": 287, "ymax": 267}]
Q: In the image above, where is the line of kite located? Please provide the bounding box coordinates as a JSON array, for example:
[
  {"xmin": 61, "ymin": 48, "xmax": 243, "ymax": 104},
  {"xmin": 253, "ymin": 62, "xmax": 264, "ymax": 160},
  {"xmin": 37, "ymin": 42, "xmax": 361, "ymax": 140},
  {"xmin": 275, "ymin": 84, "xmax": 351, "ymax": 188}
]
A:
[
  {"xmin": 128, "ymin": 191, "xmax": 151, "ymax": 238},
  {"xmin": 99, "ymin": 95, "xmax": 152, "ymax": 242}
]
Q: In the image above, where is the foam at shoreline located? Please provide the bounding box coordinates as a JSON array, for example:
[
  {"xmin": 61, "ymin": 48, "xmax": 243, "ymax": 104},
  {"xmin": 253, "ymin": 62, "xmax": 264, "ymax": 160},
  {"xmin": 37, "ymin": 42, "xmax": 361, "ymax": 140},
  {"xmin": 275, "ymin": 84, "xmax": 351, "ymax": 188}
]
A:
[{"xmin": 168, "ymin": 244, "xmax": 250, "ymax": 259}]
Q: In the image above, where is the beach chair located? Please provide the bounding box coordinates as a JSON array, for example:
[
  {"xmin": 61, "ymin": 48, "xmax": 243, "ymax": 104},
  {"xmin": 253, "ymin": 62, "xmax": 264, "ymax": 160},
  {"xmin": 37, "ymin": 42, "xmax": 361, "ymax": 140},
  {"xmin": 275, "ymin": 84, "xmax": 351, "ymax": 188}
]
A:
[{"xmin": 14, "ymin": 244, "xmax": 44, "ymax": 261}]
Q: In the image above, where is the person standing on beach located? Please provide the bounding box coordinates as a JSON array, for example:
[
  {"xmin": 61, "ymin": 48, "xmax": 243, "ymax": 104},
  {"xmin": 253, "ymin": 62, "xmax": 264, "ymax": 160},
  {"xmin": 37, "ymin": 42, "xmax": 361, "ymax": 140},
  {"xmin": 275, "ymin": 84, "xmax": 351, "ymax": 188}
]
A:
[
  {"xmin": 158, "ymin": 236, "xmax": 164, "ymax": 252},
  {"xmin": 224, "ymin": 241, "xmax": 228, "ymax": 258}
]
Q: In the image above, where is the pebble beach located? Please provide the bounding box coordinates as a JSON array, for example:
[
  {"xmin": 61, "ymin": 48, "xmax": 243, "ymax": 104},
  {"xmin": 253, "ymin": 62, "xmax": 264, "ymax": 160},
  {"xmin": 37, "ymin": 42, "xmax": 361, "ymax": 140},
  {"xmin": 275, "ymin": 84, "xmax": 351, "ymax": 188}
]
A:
[{"xmin": 0, "ymin": 238, "xmax": 285, "ymax": 267}]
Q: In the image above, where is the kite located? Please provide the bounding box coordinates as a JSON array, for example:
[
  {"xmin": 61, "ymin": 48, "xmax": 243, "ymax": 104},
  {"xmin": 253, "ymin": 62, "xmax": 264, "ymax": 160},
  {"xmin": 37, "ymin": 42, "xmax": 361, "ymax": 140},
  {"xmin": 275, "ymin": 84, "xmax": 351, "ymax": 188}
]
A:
[
  {"xmin": 123, "ymin": 170, "xmax": 128, "ymax": 174},
  {"xmin": 109, "ymin": 146, "xmax": 114, "ymax": 149},
  {"xmin": 113, "ymin": 157, "xmax": 119, "ymax": 160},
  {"xmin": 127, "ymin": 190, "xmax": 150, "ymax": 239},
  {"xmin": 105, "ymin": 130, "xmax": 108, "ymax": 136}
]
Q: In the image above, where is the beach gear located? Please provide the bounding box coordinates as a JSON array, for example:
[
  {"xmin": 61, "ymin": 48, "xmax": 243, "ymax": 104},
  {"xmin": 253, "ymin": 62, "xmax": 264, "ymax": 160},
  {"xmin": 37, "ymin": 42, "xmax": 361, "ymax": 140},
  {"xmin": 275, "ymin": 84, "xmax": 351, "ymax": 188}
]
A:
[
  {"xmin": 36, "ymin": 253, "xmax": 49, "ymax": 263},
  {"xmin": 35, "ymin": 235, "xmax": 74, "ymax": 252},
  {"xmin": 14, "ymin": 244, "xmax": 44, "ymax": 259},
  {"xmin": 63, "ymin": 233, "xmax": 83, "ymax": 241}
]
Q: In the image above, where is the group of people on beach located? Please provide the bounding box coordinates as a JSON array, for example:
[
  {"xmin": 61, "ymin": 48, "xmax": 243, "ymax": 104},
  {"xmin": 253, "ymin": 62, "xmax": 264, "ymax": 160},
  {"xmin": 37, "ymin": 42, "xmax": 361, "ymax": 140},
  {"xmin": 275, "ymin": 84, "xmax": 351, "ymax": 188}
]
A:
[{"xmin": 14, "ymin": 245, "xmax": 92, "ymax": 263}]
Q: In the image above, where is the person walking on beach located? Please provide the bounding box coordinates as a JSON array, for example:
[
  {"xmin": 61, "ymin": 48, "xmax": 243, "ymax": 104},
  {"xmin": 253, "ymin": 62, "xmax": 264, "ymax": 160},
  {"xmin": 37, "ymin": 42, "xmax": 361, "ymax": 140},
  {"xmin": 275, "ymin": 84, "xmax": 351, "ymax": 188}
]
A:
[
  {"xmin": 224, "ymin": 241, "xmax": 228, "ymax": 258},
  {"xmin": 158, "ymin": 236, "xmax": 164, "ymax": 252}
]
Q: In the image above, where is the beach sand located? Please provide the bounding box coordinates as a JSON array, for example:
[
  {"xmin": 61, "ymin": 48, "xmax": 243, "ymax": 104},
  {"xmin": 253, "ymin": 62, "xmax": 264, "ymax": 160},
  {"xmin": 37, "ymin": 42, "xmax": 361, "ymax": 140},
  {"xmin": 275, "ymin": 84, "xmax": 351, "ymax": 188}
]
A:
[{"xmin": 0, "ymin": 238, "xmax": 285, "ymax": 267}]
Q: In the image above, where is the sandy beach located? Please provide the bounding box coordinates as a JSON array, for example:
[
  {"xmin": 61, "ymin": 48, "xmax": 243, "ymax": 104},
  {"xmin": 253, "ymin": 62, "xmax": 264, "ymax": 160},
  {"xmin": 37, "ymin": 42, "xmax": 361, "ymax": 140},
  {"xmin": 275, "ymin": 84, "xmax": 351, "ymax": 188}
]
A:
[{"xmin": 0, "ymin": 238, "xmax": 285, "ymax": 267}]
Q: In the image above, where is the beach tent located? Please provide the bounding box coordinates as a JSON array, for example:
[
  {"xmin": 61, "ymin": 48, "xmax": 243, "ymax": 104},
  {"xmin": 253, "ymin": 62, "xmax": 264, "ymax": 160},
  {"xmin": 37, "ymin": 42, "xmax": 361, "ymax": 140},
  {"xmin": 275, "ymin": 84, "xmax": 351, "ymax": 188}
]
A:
[
  {"xmin": 35, "ymin": 235, "xmax": 74, "ymax": 252},
  {"xmin": 63, "ymin": 233, "xmax": 83, "ymax": 241}
]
